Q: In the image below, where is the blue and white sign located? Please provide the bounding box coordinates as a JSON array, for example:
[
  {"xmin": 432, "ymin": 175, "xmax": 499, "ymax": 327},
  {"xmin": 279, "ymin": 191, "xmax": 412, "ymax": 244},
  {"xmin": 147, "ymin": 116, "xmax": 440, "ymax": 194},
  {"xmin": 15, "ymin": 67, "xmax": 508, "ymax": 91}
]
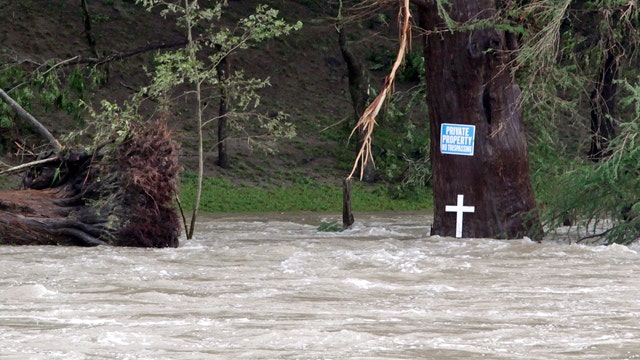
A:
[{"xmin": 440, "ymin": 123, "xmax": 476, "ymax": 156}]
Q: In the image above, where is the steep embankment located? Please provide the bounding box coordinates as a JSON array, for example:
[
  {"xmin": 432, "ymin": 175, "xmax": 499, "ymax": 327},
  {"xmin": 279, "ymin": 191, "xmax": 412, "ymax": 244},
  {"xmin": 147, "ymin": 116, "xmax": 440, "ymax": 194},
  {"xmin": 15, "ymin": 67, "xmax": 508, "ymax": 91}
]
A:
[{"xmin": 1, "ymin": 1, "xmax": 412, "ymax": 192}]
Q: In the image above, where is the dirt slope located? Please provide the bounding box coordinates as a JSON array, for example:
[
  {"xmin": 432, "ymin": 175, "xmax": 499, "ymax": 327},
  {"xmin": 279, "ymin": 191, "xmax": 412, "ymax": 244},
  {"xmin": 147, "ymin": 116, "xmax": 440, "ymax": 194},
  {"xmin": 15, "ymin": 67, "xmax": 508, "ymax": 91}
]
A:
[{"xmin": 0, "ymin": 0, "xmax": 401, "ymax": 188}]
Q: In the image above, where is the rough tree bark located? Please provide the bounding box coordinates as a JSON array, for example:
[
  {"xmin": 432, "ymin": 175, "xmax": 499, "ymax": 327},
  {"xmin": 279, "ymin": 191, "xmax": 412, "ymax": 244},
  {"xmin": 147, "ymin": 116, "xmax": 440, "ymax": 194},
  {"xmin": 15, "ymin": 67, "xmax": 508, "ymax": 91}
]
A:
[
  {"xmin": 418, "ymin": 1, "xmax": 541, "ymax": 239},
  {"xmin": 0, "ymin": 119, "xmax": 181, "ymax": 247}
]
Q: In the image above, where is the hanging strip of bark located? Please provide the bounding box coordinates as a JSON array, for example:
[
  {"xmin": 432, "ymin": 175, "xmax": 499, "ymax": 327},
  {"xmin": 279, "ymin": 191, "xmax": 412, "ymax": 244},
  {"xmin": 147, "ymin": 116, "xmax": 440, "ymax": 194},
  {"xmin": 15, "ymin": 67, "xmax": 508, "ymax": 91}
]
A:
[
  {"xmin": 347, "ymin": 0, "xmax": 412, "ymax": 180},
  {"xmin": 0, "ymin": 88, "xmax": 62, "ymax": 152},
  {"xmin": 337, "ymin": 10, "xmax": 375, "ymax": 183}
]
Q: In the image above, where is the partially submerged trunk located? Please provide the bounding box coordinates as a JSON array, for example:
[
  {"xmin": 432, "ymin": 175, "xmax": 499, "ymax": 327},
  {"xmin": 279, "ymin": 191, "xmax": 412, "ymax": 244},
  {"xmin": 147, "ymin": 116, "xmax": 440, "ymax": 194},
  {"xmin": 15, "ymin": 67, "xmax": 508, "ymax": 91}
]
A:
[
  {"xmin": 419, "ymin": 1, "xmax": 541, "ymax": 239},
  {"xmin": 342, "ymin": 178, "xmax": 355, "ymax": 229},
  {"xmin": 0, "ymin": 119, "xmax": 181, "ymax": 247}
]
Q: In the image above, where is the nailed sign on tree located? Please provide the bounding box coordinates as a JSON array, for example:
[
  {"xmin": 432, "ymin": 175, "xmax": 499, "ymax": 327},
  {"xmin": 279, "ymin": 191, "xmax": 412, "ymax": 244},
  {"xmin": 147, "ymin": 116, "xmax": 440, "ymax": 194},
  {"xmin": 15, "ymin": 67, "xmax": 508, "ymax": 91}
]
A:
[{"xmin": 440, "ymin": 123, "xmax": 475, "ymax": 156}]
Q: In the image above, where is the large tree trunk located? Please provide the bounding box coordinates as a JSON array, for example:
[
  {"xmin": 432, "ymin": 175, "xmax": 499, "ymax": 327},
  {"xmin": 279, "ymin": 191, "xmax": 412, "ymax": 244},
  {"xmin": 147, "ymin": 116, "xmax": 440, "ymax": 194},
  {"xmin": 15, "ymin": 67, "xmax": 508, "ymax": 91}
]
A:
[
  {"xmin": 419, "ymin": 1, "xmax": 541, "ymax": 239},
  {"xmin": 0, "ymin": 119, "xmax": 181, "ymax": 247}
]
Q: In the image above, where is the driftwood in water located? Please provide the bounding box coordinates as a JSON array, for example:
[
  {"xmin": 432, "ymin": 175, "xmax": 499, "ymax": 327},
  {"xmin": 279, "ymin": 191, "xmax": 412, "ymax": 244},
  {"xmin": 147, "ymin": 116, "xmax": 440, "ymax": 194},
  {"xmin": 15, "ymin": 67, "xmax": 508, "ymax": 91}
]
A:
[{"xmin": 0, "ymin": 120, "xmax": 181, "ymax": 247}]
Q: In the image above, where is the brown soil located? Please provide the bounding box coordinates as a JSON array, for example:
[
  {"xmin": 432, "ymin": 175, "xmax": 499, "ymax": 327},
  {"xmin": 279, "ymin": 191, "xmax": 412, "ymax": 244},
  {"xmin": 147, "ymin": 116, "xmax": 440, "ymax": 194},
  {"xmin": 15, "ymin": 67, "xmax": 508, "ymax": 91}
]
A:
[{"xmin": 0, "ymin": 0, "xmax": 406, "ymax": 189}]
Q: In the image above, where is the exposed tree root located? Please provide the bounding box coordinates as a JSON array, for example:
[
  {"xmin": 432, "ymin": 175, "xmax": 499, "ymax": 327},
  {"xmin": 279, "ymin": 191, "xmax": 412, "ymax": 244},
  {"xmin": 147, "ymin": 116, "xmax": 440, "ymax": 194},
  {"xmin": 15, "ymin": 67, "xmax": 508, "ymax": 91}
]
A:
[{"xmin": 0, "ymin": 119, "xmax": 181, "ymax": 247}]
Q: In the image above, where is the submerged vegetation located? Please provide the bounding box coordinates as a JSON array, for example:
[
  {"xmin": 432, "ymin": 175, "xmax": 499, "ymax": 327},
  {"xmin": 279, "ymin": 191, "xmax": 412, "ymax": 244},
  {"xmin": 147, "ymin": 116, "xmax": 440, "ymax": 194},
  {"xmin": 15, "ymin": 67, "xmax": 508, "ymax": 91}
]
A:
[
  {"xmin": 536, "ymin": 87, "xmax": 640, "ymax": 245},
  {"xmin": 516, "ymin": 0, "xmax": 640, "ymax": 244}
]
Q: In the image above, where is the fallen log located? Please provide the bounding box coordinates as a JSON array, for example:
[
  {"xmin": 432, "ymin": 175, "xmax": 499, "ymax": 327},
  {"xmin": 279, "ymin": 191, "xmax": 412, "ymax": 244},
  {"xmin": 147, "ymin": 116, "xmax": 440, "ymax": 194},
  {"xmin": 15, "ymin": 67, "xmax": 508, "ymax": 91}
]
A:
[{"xmin": 0, "ymin": 119, "xmax": 181, "ymax": 247}]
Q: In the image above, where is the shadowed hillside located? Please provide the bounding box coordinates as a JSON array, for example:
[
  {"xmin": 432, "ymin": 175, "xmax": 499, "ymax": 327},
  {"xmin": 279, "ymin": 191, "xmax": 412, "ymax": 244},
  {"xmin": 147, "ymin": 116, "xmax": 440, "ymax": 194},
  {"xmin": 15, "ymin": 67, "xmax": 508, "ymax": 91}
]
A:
[{"xmin": 0, "ymin": 0, "xmax": 425, "ymax": 191}]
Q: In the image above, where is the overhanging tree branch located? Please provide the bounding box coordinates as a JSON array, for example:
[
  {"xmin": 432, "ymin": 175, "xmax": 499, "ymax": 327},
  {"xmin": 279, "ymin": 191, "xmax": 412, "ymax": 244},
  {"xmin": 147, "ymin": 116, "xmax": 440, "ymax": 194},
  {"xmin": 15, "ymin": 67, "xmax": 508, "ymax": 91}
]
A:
[
  {"xmin": 0, "ymin": 88, "xmax": 62, "ymax": 152},
  {"xmin": 12, "ymin": 39, "xmax": 188, "ymax": 69},
  {"xmin": 7, "ymin": 39, "xmax": 189, "ymax": 92},
  {"xmin": 88, "ymin": 39, "xmax": 189, "ymax": 65}
]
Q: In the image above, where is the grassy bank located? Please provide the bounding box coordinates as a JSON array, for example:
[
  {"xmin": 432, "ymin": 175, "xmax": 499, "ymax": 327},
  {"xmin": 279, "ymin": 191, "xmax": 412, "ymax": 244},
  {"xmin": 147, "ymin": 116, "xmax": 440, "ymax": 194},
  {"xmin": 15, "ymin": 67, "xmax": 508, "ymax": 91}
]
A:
[{"xmin": 179, "ymin": 176, "xmax": 433, "ymax": 213}]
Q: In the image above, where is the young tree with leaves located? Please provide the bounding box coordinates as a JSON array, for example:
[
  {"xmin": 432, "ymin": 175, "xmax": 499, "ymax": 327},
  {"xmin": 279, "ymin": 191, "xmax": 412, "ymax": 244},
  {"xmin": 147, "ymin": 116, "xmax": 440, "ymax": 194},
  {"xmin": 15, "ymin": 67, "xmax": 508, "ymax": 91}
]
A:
[{"xmin": 137, "ymin": 0, "xmax": 300, "ymax": 239}]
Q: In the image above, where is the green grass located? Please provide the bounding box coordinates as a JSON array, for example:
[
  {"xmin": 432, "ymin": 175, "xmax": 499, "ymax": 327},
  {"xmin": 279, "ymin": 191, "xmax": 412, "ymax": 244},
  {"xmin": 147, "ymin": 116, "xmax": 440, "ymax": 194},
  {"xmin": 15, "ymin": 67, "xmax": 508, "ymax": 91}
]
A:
[{"xmin": 178, "ymin": 175, "xmax": 433, "ymax": 213}]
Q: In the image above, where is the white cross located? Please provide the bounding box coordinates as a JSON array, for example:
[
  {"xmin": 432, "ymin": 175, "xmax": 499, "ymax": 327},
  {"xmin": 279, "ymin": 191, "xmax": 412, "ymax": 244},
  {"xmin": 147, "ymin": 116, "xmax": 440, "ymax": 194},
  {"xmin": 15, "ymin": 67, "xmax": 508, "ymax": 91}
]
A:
[{"xmin": 445, "ymin": 194, "xmax": 475, "ymax": 238}]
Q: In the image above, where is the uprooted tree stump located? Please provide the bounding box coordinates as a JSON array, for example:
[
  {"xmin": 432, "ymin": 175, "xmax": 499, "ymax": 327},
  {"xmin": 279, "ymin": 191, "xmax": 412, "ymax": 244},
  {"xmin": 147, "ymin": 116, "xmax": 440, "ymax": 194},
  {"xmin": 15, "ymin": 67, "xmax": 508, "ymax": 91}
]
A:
[{"xmin": 0, "ymin": 119, "xmax": 181, "ymax": 247}]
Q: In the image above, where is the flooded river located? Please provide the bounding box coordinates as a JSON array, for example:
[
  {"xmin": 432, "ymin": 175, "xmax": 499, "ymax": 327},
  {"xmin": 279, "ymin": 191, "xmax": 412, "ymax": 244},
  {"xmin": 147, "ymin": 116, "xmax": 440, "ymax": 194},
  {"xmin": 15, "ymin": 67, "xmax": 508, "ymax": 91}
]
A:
[{"xmin": 2, "ymin": 212, "xmax": 640, "ymax": 359}]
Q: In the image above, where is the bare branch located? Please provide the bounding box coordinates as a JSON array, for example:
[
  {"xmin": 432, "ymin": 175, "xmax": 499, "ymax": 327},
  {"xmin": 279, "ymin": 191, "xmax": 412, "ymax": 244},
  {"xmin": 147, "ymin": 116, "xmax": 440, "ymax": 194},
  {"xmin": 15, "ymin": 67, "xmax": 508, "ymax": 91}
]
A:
[
  {"xmin": 89, "ymin": 39, "xmax": 188, "ymax": 65},
  {"xmin": 0, "ymin": 156, "xmax": 58, "ymax": 176},
  {"xmin": 8, "ymin": 39, "xmax": 186, "ymax": 71}
]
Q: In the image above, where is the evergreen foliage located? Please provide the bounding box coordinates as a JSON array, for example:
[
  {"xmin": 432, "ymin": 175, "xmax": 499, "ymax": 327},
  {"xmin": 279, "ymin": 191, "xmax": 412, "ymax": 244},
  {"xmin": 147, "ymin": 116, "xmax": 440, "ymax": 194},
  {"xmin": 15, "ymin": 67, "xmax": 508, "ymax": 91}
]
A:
[
  {"xmin": 541, "ymin": 81, "xmax": 640, "ymax": 244},
  {"xmin": 511, "ymin": 0, "xmax": 640, "ymax": 244}
]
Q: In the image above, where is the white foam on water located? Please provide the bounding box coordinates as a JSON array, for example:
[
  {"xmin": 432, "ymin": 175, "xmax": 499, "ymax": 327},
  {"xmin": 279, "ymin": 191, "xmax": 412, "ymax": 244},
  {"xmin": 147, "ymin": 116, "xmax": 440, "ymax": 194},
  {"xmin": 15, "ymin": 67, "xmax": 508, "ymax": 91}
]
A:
[
  {"xmin": 3, "ymin": 212, "xmax": 640, "ymax": 359},
  {"xmin": 2, "ymin": 284, "xmax": 57, "ymax": 299}
]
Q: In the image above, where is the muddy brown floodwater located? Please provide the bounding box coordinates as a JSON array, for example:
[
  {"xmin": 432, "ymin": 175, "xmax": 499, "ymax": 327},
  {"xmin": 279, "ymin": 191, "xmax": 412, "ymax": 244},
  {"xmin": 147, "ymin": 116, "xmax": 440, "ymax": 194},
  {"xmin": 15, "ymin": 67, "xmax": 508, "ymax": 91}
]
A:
[{"xmin": 2, "ymin": 212, "xmax": 640, "ymax": 359}]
